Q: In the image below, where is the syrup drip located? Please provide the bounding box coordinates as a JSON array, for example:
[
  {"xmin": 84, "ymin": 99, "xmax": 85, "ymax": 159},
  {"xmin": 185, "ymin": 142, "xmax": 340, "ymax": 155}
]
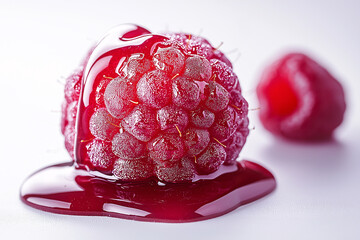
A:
[{"xmin": 75, "ymin": 24, "xmax": 167, "ymax": 165}]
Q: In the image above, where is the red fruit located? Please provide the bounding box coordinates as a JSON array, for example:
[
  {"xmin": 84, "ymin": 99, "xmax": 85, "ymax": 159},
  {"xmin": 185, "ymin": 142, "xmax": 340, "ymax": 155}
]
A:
[
  {"xmin": 210, "ymin": 59, "xmax": 238, "ymax": 91},
  {"xmin": 61, "ymin": 24, "xmax": 249, "ymax": 182},
  {"xmin": 257, "ymin": 53, "xmax": 346, "ymax": 140},
  {"xmin": 210, "ymin": 106, "xmax": 240, "ymax": 142}
]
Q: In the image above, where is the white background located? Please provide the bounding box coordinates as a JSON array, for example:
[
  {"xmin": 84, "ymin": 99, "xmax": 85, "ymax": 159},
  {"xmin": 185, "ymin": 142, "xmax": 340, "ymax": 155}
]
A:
[{"xmin": 1, "ymin": 0, "xmax": 360, "ymax": 239}]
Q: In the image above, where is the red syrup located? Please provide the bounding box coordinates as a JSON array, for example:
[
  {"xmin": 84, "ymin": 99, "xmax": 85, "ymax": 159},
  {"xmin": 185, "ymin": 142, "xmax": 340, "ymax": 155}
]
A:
[
  {"xmin": 20, "ymin": 24, "xmax": 276, "ymax": 222},
  {"xmin": 20, "ymin": 160, "xmax": 275, "ymax": 222},
  {"xmin": 75, "ymin": 24, "xmax": 168, "ymax": 166}
]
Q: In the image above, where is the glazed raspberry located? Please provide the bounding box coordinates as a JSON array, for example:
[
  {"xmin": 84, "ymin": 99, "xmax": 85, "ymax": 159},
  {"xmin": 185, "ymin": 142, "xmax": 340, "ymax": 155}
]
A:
[
  {"xmin": 94, "ymin": 77, "xmax": 112, "ymax": 107},
  {"xmin": 66, "ymin": 101, "xmax": 78, "ymax": 124},
  {"xmin": 125, "ymin": 57, "xmax": 153, "ymax": 82},
  {"xmin": 61, "ymin": 25, "xmax": 249, "ymax": 182},
  {"xmin": 64, "ymin": 68, "xmax": 82, "ymax": 103},
  {"xmin": 257, "ymin": 53, "xmax": 346, "ymax": 140},
  {"xmin": 64, "ymin": 124, "xmax": 75, "ymax": 160},
  {"xmin": 60, "ymin": 102, "xmax": 68, "ymax": 134},
  {"xmin": 165, "ymin": 33, "xmax": 233, "ymax": 67}
]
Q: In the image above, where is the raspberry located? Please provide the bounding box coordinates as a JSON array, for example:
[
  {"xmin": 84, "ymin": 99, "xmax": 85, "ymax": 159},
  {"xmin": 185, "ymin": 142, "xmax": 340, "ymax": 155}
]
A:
[
  {"xmin": 210, "ymin": 59, "xmax": 238, "ymax": 91},
  {"xmin": 65, "ymin": 101, "xmax": 78, "ymax": 124},
  {"xmin": 64, "ymin": 124, "xmax": 75, "ymax": 160},
  {"xmin": 209, "ymin": 106, "xmax": 240, "ymax": 142},
  {"xmin": 64, "ymin": 68, "xmax": 82, "ymax": 103},
  {"xmin": 95, "ymin": 76, "xmax": 113, "ymax": 107},
  {"xmin": 257, "ymin": 53, "xmax": 346, "ymax": 140},
  {"xmin": 125, "ymin": 56, "xmax": 153, "ymax": 82},
  {"xmin": 61, "ymin": 24, "xmax": 249, "ymax": 182},
  {"xmin": 229, "ymin": 90, "xmax": 249, "ymax": 118},
  {"xmin": 224, "ymin": 118, "xmax": 249, "ymax": 165},
  {"xmin": 60, "ymin": 102, "xmax": 68, "ymax": 134}
]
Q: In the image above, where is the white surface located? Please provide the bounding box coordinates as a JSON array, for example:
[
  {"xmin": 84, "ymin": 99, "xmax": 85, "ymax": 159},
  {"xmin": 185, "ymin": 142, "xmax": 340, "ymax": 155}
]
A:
[{"xmin": 1, "ymin": 0, "xmax": 360, "ymax": 239}]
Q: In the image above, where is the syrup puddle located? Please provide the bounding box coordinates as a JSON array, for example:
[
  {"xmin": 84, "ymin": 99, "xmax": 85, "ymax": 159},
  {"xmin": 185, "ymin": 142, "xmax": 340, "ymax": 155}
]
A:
[{"xmin": 20, "ymin": 160, "xmax": 275, "ymax": 222}]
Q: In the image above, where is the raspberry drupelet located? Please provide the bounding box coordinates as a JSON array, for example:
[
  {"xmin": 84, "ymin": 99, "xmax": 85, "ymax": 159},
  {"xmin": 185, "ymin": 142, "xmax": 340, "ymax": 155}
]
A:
[{"xmin": 61, "ymin": 24, "xmax": 249, "ymax": 183}]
